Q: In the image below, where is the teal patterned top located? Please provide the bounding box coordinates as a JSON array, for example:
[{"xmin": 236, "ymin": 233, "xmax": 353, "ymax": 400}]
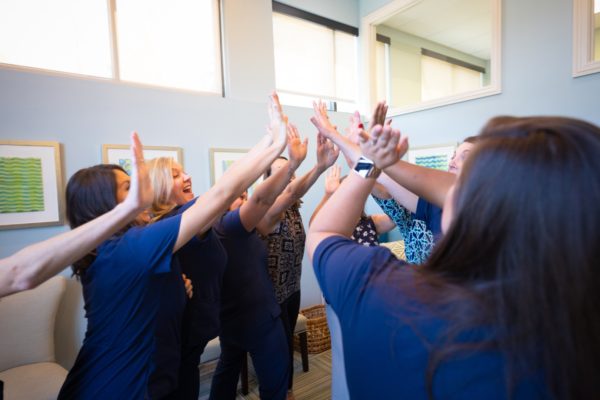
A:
[{"xmin": 372, "ymin": 196, "xmax": 434, "ymax": 264}]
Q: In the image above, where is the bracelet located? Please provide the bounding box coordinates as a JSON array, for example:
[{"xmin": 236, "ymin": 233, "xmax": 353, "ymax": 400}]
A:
[{"xmin": 353, "ymin": 156, "xmax": 381, "ymax": 179}]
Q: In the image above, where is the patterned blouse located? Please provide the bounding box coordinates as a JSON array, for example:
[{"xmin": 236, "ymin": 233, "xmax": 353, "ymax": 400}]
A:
[
  {"xmin": 350, "ymin": 215, "xmax": 379, "ymax": 247},
  {"xmin": 372, "ymin": 196, "xmax": 434, "ymax": 264},
  {"xmin": 264, "ymin": 205, "xmax": 306, "ymax": 303}
]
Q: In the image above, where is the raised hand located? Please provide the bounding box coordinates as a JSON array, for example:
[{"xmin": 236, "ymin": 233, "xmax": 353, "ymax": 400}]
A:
[
  {"xmin": 310, "ymin": 100, "xmax": 341, "ymax": 141},
  {"xmin": 346, "ymin": 111, "xmax": 364, "ymax": 145},
  {"xmin": 316, "ymin": 133, "xmax": 340, "ymax": 171},
  {"xmin": 287, "ymin": 123, "xmax": 308, "ymax": 168},
  {"xmin": 369, "ymin": 101, "xmax": 389, "ymax": 130},
  {"xmin": 358, "ymin": 124, "xmax": 408, "ymax": 169},
  {"xmin": 325, "ymin": 164, "xmax": 342, "ymax": 195},
  {"xmin": 122, "ymin": 131, "xmax": 153, "ymax": 213},
  {"xmin": 267, "ymin": 91, "xmax": 288, "ymax": 150}
]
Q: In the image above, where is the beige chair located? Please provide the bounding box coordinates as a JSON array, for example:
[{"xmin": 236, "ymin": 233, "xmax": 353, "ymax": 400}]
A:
[
  {"xmin": 379, "ymin": 240, "xmax": 406, "ymax": 261},
  {"xmin": 0, "ymin": 276, "xmax": 68, "ymax": 400}
]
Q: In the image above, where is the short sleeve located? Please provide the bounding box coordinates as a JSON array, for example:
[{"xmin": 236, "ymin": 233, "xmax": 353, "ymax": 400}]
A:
[
  {"xmin": 213, "ymin": 208, "xmax": 250, "ymax": 239},
  {"xmin": 313, "ymin": 236, "xmax": 401, "ymax": 312},
  {"xmin": 124, "ymin": 213, "xmax": 182, "ymax": 274}
]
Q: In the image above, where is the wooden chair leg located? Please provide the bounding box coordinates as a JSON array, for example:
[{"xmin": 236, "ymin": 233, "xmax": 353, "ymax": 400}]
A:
[
  {"xmin": 299, "ymin": 332, "xmax": 309, "ymax": 372},
  {"xmin": 241, "ymin": 351, "xmax": 249, "ymax": 395}
]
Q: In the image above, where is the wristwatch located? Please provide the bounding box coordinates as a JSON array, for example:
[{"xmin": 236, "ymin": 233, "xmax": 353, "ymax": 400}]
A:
[{"xmin": 353, "ymin": 156, "xmax": 381, "ymax": 179}]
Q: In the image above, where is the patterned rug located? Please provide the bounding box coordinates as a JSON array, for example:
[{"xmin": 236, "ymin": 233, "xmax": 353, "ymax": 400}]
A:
[{"xmin": 198, "ymin": 350, "xmax": 332, "ymax": 400}]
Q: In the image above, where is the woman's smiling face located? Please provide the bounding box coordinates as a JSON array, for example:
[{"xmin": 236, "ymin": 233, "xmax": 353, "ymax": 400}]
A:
[{"xmin": 168, "ymin": 161, "xmax": 194, "ymax": 205}]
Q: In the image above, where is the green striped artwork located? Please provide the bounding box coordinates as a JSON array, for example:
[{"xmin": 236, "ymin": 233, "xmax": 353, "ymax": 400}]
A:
[{"xmin": 0, "ymin": 157, "xmax": 45, "ymax": 213}]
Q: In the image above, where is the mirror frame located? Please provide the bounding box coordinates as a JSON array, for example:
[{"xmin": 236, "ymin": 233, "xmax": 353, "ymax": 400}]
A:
[
  {"xmin": 360, "ymin": 0, "xmax": 502, "ymax": 116},
  {"xmin": 573, "ymin": 0, "xmax": 600, "ymax": 77}
]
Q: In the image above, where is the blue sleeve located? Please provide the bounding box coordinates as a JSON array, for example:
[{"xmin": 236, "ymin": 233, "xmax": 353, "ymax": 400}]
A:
[
  {"xmin": 124, "ymin": 213, "xmax": 182, "ymax": 274},
  {"xmin": 415, "ymin": 197, "xmax": 443, "ymax": 238},
  {"xmin": 213, "ymin": 208, "xmax": 250, "ymax": 239},
  {"xmin": 313, "ymin": 236, "xmax": 399, "ymax": 311}
]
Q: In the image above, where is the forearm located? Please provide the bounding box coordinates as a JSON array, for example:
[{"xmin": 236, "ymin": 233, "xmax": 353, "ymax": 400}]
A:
[
  {"xmin": 260, "ymin": 165, "xmax": 323, "ymax": 231},
  {"xmin": 0, "ymin": 201, "xmax": 141, "ymax": 297},
  {"xmin": 240, "ymin": 159, "xmax": 300, "ymax": 231},
  {"xmin": 309, "ymin": 172, "xmax": 374, "ymax": 239},
  {"xmin": 177, "ymin": 135, "xmax": 285, "ymax": 250},
  {"xmin": 376, "ymin": 173, "xmax": 419, "ymax": 213},
  {"xmin": 383, "ymin": 161, "xmax": 455, "ymax": 208},
  {"xmin": 309, "ymin": 192, "xmax": 332, "ymax": 226}
]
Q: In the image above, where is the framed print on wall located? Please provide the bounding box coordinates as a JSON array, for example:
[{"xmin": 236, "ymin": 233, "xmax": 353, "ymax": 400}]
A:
[
  {"xmin": 102, "ymin": 144, "xmax": 183, "ymax": 174},
  {"xmin": 209, "ymin": 148, "xmax": 263, "ymax": 194},
  {"xmin": 408, "ymin": 143, "xmax": 457, "ymax": 171},
  {"xmin": 0, "ymin": 140, "xmax": 64, "ymax": 229}
]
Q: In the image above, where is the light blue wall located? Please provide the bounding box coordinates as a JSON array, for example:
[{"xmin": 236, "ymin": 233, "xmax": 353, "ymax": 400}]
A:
[{"xmin": 1, "ymin": 0, "xmax": 600, "ymax": 367}]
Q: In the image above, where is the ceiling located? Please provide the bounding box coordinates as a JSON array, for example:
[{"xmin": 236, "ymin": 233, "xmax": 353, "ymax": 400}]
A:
[{"xmin": 379, "ymin": 0, "xmax": 492, "ymax": 60}]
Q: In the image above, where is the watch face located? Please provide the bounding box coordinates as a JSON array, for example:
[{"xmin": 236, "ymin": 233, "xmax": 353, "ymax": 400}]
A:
[{"xmin": 355, "ymin": 162, "xmax": 372, "ymax": 171}]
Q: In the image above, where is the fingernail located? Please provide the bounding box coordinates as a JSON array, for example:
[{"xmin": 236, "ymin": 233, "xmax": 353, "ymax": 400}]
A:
[{"xmin": 358, "ymin": 123, "xmax": 364, "ymax": 129}]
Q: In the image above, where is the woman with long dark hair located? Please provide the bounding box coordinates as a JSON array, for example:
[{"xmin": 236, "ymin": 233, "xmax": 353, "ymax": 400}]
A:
[
  {"xmin": 57, "ymin": 122, "xmax": 288, "ymax": 399},
  {"xmin": 0, "ymin": 133, "xmax": 151, "ymax": 298},
  {"xmin": 307, "ymin": 116, "xmax": 600, "ymax": 399}
]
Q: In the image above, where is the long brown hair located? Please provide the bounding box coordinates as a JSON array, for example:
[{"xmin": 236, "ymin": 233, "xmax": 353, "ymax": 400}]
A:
[
  {"xmin": 65, "ymin": 164, "xmax": 127, "ymax": 276},
  {"xmin": 414, "ymin": 116, "xmax": 600, "ymax": 398}
]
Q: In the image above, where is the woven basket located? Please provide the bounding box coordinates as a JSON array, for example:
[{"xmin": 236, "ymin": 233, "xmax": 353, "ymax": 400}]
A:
[{"xmin": 294, "ymin": 304, "xmax": 331, "ymax": 354}]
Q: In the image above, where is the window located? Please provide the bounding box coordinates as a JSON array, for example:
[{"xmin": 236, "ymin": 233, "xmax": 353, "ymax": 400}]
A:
[
  {"xmin": 0, "ymin": 0, "xmax": 222, "ymax": 94},
  {"xmin": 375, "ymin": 35, "xmax": 391, "ymax": 104},
  {"xmin": 272, "ymin": 2, "xmax": 358, "ymax": 110},
  {"xmin": 573, "ymin": 0, "xmax": 600, "ymax": 76},
  {"xmin": 0, "ymin": 0, "xmax": 112, "ymax": 77}
]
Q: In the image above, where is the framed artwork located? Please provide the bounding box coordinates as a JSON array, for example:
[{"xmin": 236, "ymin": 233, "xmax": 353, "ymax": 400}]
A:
[
  {"xmin": 209, "ymin": 148, "xmax": 263, "ymax": 194},
  {"xmin": 102, "ymin": 144, "xmax": 183, "ymax": 174},
  {"xmin": 0, "ymin": 140, "xmax": 63, "ymax": 229},
  {"xmin": 408, "ymin": 143, "xmax": 457, "ymax": 171}
]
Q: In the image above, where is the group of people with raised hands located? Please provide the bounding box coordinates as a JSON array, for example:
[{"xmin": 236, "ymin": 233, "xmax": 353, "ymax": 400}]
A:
[{"xmin": 1, "ymin": 91, "xmax": 599, "ymax": 400}]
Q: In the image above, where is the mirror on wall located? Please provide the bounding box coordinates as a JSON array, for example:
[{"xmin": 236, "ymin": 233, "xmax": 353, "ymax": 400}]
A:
[
  {"xmin": 361, "ymin": 0, "xmax": 501, "ymax": 115},
  {"xmin": 573, "ymin": 0, "xmax": 600, "ymax": 76}
]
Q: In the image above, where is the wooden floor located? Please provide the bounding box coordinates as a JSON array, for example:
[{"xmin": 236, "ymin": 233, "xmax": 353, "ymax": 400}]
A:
[{"xmin": 198, "ymin": 350, "xmax": 332, "ymax": 400}]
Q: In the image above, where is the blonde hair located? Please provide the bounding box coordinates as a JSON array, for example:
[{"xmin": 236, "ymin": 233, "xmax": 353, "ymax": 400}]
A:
[{"xmin": 147, "ymin": 157, "xmax": 177, "ymax": 222}]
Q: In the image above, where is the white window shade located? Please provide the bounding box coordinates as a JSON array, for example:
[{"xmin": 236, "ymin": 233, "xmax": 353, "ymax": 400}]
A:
[
  {"xmin": 116, "ymin": 0, "xmax": 221, "ymax": 93},
  {"xmin": 0, "ymin": 0, "xmax": 112, "ymax": 77},
  {"xmin": 421, "ymin": 55, "xmax": 482, "ymax": 102},
  {"xmin": 334, "ymin": 32, "xmax": 358, "ymax": 102},
  {"xmin": 273, "ymin": 13, "xmax": 335, "ymax": 98},
  {"xmin": 375, "ymin": 41, "xmax": 389, "ymax": 103},
  {"xmin": 273, "ymin": 12, "xmax": 357, "ymax": 104}
]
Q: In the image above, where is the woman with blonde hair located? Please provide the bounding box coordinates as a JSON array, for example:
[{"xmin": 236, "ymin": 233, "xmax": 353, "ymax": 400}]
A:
[{"xmin": 58, "ymin": 100, "xmax": 288, "ymax": 399}]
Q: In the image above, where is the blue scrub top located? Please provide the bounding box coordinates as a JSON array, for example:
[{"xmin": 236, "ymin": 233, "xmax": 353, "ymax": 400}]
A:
[
  {"xmin": 176, "ymin": 199, "xmax": 228, "ymax": 345},
  {"xmin": 313, "ymin": 236, "xmax": 548, "ymax": 399},
  {"xmin": 415, "ymin": 197, "xmax": 443, "ymax": 240},
  {"xmin": 58, "ymin": 214, "xmax": 182, "ymax": 400},
  {"xmin": 213, "ymin": 208, "xmax": 280, "ymax": 331}
]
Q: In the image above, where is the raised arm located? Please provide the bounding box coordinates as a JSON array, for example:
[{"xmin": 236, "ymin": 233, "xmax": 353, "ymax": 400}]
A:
[
  {"xmin": 174, "ymin": 92, "xmax": 289, "ymax": 251},
  {"xmin": 258, "ymin": 131, "xmax": 339, "ymax": 234},
  {"xmin": 0, "ymin": 132, "xmax": 152, "ymax": 297},
  {"xmin": 308, "ymin": 124, "xmax": 405, "ymax": 259},
  {"xmin": 240, "ymin": 123, "xmax": 307, "ymax": 232},
  {"xmin": 309, "ymin": 164, "xmax": 341, "ymax": 226}
]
